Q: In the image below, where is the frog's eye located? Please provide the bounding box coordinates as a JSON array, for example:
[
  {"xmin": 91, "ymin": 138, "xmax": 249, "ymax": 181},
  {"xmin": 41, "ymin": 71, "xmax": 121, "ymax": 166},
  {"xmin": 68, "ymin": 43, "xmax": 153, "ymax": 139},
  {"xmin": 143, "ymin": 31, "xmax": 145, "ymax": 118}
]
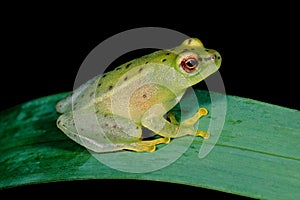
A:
[{"xmin": 180, "ymin": 56, "xmax": 199, "ymax": 73}]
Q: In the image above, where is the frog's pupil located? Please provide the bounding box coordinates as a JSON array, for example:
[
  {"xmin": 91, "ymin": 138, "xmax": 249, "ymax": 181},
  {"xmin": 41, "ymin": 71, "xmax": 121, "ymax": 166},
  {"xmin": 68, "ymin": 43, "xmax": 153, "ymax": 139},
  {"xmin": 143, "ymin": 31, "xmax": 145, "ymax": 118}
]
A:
[{"xmin": 186, "ymin": 59, "xmax": 197, "ymax": 67}]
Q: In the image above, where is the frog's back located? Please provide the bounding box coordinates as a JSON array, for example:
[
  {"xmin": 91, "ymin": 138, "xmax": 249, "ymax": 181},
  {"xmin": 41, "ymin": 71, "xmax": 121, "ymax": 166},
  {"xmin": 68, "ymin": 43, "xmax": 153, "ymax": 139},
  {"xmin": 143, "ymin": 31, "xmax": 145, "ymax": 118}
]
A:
[
  {"xmin": 56, "ymin": 50, "xmax": 173, "ymax": 114},
  {"xmin": 56, "ymin": 50, "xmax": 179, "ymax": 113},
  {"xmin": 56, "ymin": 38, "xmax": 220, "ymax": 115}
]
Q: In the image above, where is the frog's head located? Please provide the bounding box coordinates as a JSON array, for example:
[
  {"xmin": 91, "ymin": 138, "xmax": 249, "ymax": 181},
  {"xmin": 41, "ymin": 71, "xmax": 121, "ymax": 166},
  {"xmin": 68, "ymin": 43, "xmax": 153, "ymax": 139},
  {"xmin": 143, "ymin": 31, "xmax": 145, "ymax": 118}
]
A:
[{"xmin": 172, "ymin": 38, "xmax": 222, "ymax": 86}]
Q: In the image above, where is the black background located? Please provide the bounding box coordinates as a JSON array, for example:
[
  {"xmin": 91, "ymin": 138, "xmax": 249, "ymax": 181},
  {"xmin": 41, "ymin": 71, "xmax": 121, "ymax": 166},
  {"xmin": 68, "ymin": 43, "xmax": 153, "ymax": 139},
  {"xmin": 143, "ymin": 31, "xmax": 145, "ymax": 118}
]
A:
[
  {"xmin": 1, "ymin": 2, "xmax": 298, "ymax": 199},
  {"xmin": 1, "ymin": 6, "xmax": 299, "ymax": 112}
]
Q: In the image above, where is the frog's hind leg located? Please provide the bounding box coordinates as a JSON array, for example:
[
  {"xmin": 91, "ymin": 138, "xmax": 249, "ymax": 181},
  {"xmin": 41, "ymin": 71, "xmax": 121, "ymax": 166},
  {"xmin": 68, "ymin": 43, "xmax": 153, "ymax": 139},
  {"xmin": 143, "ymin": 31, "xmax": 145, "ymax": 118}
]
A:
[
  {"xmin": 56, "ymin": 75, "xmax": 100, "ymax": 113},
  {"xmin": 121, "ymin": 137, "xmax": 171, "ymax": 152}
]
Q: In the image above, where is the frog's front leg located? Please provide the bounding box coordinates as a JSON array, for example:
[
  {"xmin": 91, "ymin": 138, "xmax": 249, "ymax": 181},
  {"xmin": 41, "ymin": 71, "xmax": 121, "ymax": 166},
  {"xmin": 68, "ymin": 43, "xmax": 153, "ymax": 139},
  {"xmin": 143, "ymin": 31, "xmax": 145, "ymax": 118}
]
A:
[
  {"xmin": 168, "ymin": 108, "xmax": 210, "ymax": 139},
  {"xmin": 141, "ymin": 104, "xmax": 210, "ymax": 139}
]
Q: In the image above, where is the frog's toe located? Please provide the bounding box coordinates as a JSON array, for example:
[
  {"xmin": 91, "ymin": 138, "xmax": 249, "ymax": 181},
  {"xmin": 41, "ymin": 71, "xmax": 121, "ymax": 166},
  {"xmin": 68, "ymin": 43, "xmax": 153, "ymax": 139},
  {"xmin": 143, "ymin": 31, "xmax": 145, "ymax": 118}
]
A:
[
  {"xmin": 167, "ymin": 112, "xmax": 179, "ymax": 125},
  {"xmin": 196, "ymin": 130, "xmax": 210, "ymax": 139},
  {"xmin": 198, "ymin": 107, "xmax": 208, "ymax": 116},
  {"xmin": 162, "ymin": 137, "xmax": 171, "ymax": 144}
]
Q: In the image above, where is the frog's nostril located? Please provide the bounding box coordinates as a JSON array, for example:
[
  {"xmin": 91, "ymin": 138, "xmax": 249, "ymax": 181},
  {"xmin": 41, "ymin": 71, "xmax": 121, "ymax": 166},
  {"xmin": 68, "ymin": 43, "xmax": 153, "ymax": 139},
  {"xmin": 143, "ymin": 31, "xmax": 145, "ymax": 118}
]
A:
[{"xmin": 211, "ymin": 54, "xmax": 216, "ymax": 60}]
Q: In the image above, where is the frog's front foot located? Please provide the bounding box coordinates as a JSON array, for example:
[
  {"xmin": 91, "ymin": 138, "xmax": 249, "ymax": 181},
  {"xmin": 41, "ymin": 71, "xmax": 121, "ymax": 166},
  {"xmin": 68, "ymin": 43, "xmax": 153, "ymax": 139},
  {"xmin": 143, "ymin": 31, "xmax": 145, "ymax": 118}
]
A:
[
  {"xmin": 168, "ymin": 107, "xmax": 210, "ymax": 139},
  {"xmin": 181, "ymin": 108, "xmax": 208, "ymax": 126},
  {"xmin": 183, "ymin": 107, "xmax": 210, "ymax": 138},
  {"xmin": 195, "ymin": 130, "xmax": 210, "ymax": 139}
]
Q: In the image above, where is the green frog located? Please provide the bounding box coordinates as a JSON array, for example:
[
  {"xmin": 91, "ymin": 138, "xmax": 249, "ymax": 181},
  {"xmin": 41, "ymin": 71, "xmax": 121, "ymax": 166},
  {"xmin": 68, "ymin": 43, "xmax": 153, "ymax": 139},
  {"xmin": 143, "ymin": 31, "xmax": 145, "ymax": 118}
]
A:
[{"xmin": 56, "ymin": 38, "xmax": 221, "ymax": 153}]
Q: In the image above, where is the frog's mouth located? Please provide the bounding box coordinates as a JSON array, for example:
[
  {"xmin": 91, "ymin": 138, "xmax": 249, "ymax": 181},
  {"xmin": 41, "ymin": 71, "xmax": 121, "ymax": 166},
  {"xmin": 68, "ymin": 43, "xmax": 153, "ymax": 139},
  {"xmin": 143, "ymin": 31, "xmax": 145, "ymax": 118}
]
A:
[{"xmin": 199, "ymin": 63, "xmax": 220, "ymax": 80}]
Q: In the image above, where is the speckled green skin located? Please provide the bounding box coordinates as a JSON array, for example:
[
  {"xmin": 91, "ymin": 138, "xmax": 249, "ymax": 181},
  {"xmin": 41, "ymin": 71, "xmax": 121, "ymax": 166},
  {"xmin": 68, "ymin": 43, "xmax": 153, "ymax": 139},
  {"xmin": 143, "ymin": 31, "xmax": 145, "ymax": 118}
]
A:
[{"xmin": 55, "ymin": 38, "xmax": 221, "ymax": 152}]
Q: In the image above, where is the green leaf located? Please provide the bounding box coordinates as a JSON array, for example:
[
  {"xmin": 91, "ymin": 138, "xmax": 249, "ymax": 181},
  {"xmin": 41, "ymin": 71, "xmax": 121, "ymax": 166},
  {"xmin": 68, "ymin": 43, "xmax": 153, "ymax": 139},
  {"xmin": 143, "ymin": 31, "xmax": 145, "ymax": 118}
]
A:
[{"xmin": 1, "ymin": 90, "xmax": 300, "ymax": 199}]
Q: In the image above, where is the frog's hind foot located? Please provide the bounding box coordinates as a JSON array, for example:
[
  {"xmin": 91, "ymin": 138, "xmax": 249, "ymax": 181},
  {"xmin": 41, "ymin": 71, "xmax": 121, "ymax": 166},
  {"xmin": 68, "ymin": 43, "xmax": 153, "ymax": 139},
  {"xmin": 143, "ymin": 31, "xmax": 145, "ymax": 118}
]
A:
[{"xmin": 123, "ymin": 137, "xmax": 170, "ymax": 152}]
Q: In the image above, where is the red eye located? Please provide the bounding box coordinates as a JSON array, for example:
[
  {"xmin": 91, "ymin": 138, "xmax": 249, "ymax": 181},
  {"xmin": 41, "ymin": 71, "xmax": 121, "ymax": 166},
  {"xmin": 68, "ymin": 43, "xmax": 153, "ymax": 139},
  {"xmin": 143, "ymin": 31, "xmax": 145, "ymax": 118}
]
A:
[{"xmin": 180, "ymin": 56, "xmax": 199, "ymax": 73}]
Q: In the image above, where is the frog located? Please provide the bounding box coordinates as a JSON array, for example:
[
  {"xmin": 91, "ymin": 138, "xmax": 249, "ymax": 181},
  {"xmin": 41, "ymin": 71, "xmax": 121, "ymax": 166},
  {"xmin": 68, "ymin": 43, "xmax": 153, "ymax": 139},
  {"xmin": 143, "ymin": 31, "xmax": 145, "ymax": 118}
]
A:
[{"xmin": 56, "ymin": 38, "xmax": 222, "ymax": 153}]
